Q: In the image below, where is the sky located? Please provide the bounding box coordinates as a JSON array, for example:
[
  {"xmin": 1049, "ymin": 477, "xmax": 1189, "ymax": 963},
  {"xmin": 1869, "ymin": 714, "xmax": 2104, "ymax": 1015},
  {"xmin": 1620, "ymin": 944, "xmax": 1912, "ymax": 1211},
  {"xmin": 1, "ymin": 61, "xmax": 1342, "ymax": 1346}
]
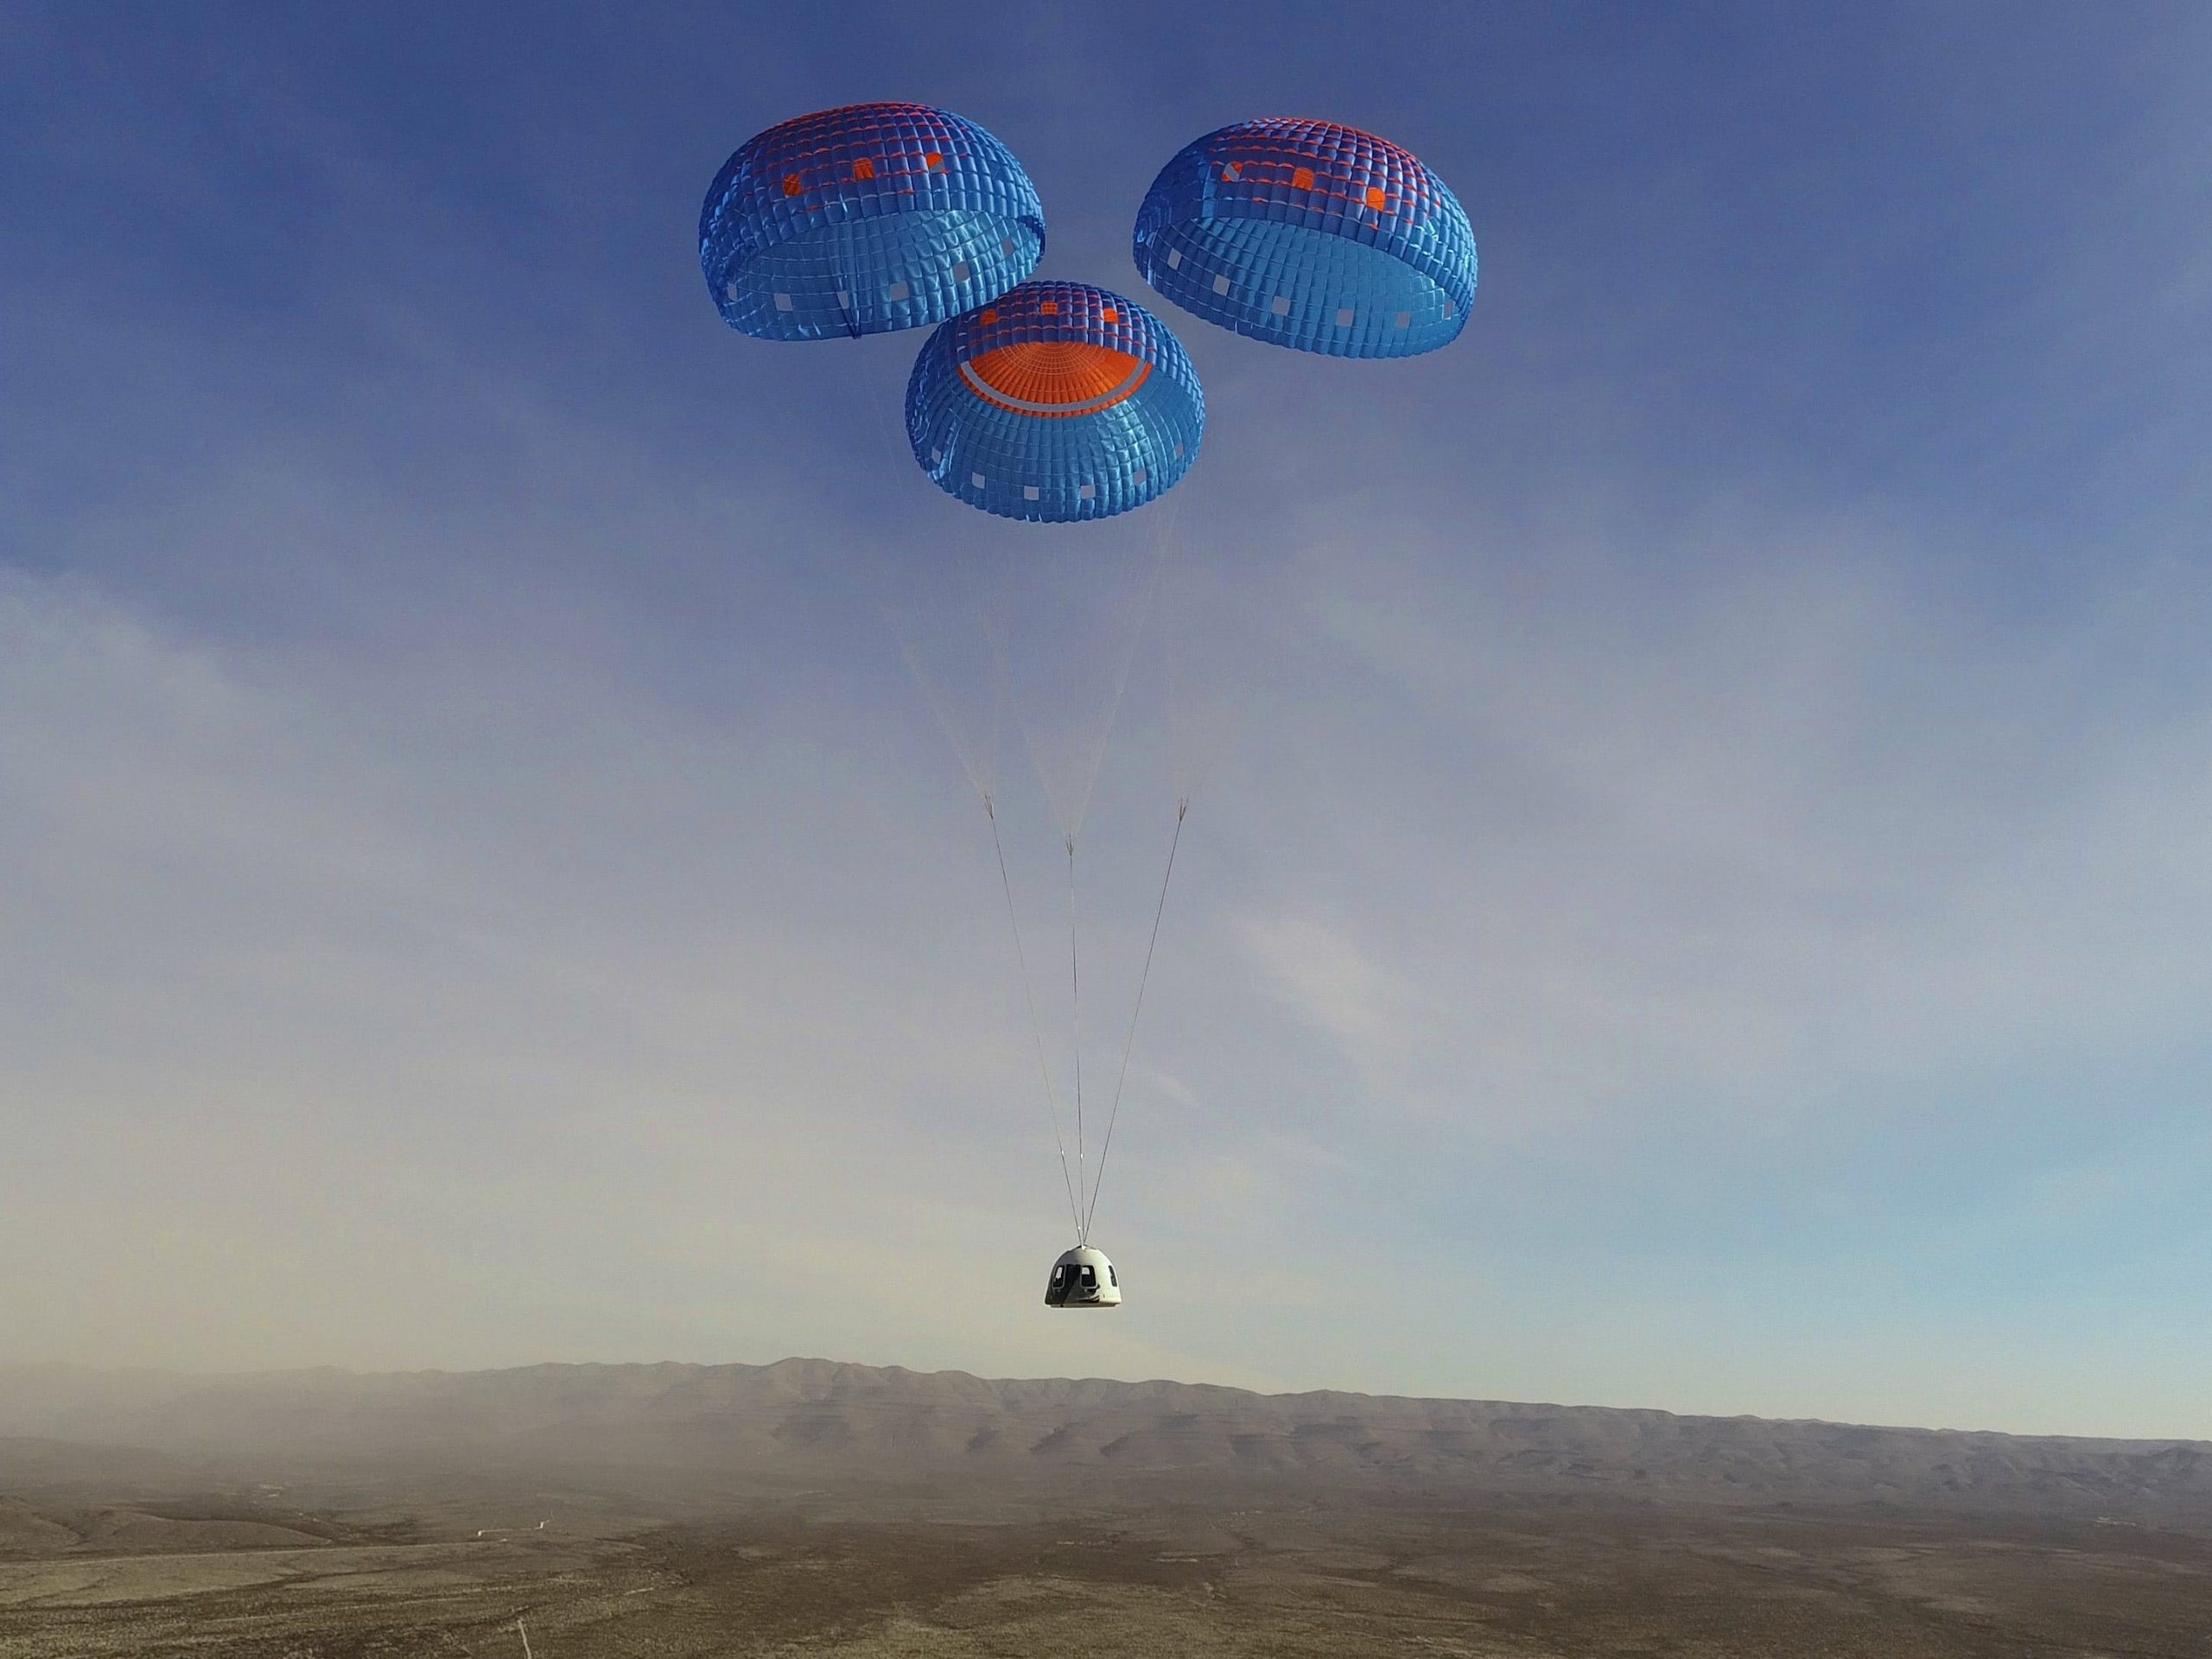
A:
[{"xmin": 3, "ymin": 2, "xmax": 2210, "ymax": 1440}]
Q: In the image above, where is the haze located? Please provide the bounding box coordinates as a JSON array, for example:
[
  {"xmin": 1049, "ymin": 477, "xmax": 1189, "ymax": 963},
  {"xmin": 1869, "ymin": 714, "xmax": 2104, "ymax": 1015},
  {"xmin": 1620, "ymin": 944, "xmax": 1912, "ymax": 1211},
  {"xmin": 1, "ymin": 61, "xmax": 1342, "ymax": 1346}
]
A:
[{"xmin": 3, "ymin": 2, "xmax": 2209, "ymax": 1440}]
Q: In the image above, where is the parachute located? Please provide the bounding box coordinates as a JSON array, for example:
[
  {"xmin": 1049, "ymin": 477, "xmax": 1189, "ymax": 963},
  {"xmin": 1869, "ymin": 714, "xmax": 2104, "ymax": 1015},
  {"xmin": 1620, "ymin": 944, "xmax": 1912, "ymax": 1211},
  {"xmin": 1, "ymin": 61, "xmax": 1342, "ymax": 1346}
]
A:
[
  {"xmin": 700, "ymin": 109, "xmax": 1209, "ymax": 1287},
  {"xmin": 700, "ymin": 102, "xmax": 1045, "ymax": 341},
  {"xmin": 1133, "ymin": 118, "xmax": 1476, "ymax": 359},
  {"xmin": 700, "ymin": 105, "xmax": 1471, "ymax": 1302},
  {"xmin": 893, "ymin": 281, "xmax": 1203, "ymax": 1259},
  {"xmin": 906, "ymin": 281, "xmax": 1204, "ymax": 523}
]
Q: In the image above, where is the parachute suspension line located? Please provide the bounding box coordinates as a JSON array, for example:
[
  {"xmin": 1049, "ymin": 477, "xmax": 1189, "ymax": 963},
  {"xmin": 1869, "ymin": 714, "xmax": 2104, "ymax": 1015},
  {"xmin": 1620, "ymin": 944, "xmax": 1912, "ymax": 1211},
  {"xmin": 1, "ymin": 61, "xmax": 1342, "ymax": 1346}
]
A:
[
  {"xmin": 998, "ymin": 525, "xmax": 1171, "ymax": 844},
  {"xmin": 868, "ymin": 374, "xmax": 1005, "ymax": 805},
  {"xmin": 988, "ymin": 797, "xmax": 1082, "ymax": 1238},
  {"xmin": 1083, "ymin": 797, "xmax": 1190, "ymax": 1243},
  {"xmin": 886, "ymin": 599, "xmax": 1000, "ymax": 805},
  {"xmin": 1067, "ymin": 833, "xmax": 1088, "ymax": 1242},
  {"xmin": 955, "ymin": 544, "xmax": 1017, "ymax": 802},
  {"xmin": 1065, "ymin": 529, "xmax": 1172, "ymax": 842}
]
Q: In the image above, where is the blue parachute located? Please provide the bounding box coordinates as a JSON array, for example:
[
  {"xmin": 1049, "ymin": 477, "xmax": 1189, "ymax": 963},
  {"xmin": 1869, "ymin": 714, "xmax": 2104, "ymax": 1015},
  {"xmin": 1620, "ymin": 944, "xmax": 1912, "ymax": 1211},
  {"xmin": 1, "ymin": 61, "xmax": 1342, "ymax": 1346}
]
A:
[
  {"xmin": 1133, "ymin": 118, "xmax": 1475, "ymax": 359},
  {"xmin": 906, "ymin": 282, "xmax": 1204, "ymax": 523},
  {"xmin": 702, "ymin": 103, "xmax": 1045, "ymax": 341}
]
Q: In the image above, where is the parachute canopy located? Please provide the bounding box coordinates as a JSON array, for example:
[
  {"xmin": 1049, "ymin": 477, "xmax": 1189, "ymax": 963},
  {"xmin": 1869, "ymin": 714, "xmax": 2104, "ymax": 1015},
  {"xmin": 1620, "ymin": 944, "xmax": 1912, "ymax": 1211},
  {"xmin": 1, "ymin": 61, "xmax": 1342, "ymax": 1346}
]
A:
[
  {"xmin": 1133, "ymin": 118, "xmax": 1476, "ymax": 359},
  {"xmin": 701, "ymin": 102, "xmax": 1046, "ymax": 341},
  {"xmin": 906, "ymin": 281, "xmax": 1204, "ymax": 523}
]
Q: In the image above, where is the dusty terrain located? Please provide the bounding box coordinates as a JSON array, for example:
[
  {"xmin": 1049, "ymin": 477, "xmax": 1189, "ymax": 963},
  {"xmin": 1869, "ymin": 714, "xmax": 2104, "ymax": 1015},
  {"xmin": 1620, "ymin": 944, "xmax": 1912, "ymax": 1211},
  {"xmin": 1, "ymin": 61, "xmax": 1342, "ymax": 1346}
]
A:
[
  {"xmin": 2, "ymin": 1492, "xmax": 2207, "ymax": 1656},
  {"xmin": 0, "ymin": 1360, "xmax": 2205, "ymax": 1655}
]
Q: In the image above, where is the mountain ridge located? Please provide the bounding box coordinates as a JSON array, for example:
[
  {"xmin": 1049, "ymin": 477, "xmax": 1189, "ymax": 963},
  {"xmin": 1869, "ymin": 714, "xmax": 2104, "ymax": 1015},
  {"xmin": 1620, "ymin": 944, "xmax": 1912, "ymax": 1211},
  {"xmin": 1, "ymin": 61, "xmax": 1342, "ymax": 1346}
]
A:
[
  {"xmin": 4, "ymin": 1354, "xmax": 2197, "ymax": 1440},
  {"xmin": 2, "ymin": 1357, "xmax": 2204, "ymax": 1522}
]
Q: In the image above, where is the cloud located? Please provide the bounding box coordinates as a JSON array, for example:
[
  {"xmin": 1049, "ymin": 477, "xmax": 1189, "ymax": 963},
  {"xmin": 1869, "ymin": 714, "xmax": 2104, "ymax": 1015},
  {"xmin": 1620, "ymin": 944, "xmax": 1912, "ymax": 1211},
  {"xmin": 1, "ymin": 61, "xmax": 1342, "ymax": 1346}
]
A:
[
  {"xmin": 1229, "ymin": 512, "xmax": 2212, "ymax": 1143},
  {"xmin": 1241, "ymin": 914, "xmax": 1398, "ymax": 1051}
]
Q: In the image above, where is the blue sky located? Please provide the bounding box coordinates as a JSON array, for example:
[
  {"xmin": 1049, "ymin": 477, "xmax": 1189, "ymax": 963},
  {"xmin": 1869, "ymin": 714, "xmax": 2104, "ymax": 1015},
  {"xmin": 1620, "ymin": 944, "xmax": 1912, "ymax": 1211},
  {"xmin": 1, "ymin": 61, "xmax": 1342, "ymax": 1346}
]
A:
[{"xmin": 4, "ymin": 2, "xmax": 2211, "ymax": 1437}]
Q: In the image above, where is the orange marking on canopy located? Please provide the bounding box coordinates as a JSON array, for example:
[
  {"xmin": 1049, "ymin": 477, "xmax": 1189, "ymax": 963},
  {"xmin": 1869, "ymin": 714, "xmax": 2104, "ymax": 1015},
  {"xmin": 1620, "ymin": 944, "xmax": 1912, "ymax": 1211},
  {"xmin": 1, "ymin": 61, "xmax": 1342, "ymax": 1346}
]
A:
[
  {"xmin": 782, "ymin": 174, "xmax": 803, "ymax": 197},
  {"xmin": 961, "ymin": 340, "xmax": 1151, "ymax": 419},
  {"xmin": 852, "ymin": 156, "xmax": 876, "ymax": 181},
  {"xmin": 1292, "ymin": 166, "xmax": 1315, "ymax": 190}
]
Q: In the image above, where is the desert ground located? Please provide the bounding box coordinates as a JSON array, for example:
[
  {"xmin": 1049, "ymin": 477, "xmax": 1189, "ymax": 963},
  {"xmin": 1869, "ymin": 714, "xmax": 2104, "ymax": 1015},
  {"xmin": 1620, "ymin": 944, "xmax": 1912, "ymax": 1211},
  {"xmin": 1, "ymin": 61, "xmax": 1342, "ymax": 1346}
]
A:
[
  {"xmin": 1, "ymin": 1361, "xmax": 2206, "ymax": 1656},
  {"xmin": 3, "ymin": 1493, "xmax": 2209, "ymax": 1656}
]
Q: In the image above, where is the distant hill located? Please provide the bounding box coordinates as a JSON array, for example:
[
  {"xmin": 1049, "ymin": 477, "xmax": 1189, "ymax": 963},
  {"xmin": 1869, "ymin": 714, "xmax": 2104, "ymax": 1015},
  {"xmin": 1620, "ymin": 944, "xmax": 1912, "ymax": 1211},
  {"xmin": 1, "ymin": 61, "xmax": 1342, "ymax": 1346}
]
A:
[{"xmin": 1, "ymin": 1359, "xmax": 2206, "ymax": 1523}]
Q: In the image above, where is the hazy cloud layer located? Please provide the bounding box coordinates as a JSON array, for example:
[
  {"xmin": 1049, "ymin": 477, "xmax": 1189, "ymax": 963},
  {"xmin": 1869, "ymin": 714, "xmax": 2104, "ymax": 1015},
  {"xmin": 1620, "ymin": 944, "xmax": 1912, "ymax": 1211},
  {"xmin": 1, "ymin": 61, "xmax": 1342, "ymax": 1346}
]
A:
[{"xmin": 3, "ymin": 3, "xmax": 2209, "ymax": 1436}]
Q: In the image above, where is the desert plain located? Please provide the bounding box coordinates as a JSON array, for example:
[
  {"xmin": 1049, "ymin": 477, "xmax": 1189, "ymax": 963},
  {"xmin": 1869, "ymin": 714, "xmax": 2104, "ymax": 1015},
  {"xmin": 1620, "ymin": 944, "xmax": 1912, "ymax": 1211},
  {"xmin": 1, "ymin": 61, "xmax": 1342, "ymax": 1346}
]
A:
[{"xmin": 0, "ymin": 1359, "xmax": 2206, "ymax": 1656}]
